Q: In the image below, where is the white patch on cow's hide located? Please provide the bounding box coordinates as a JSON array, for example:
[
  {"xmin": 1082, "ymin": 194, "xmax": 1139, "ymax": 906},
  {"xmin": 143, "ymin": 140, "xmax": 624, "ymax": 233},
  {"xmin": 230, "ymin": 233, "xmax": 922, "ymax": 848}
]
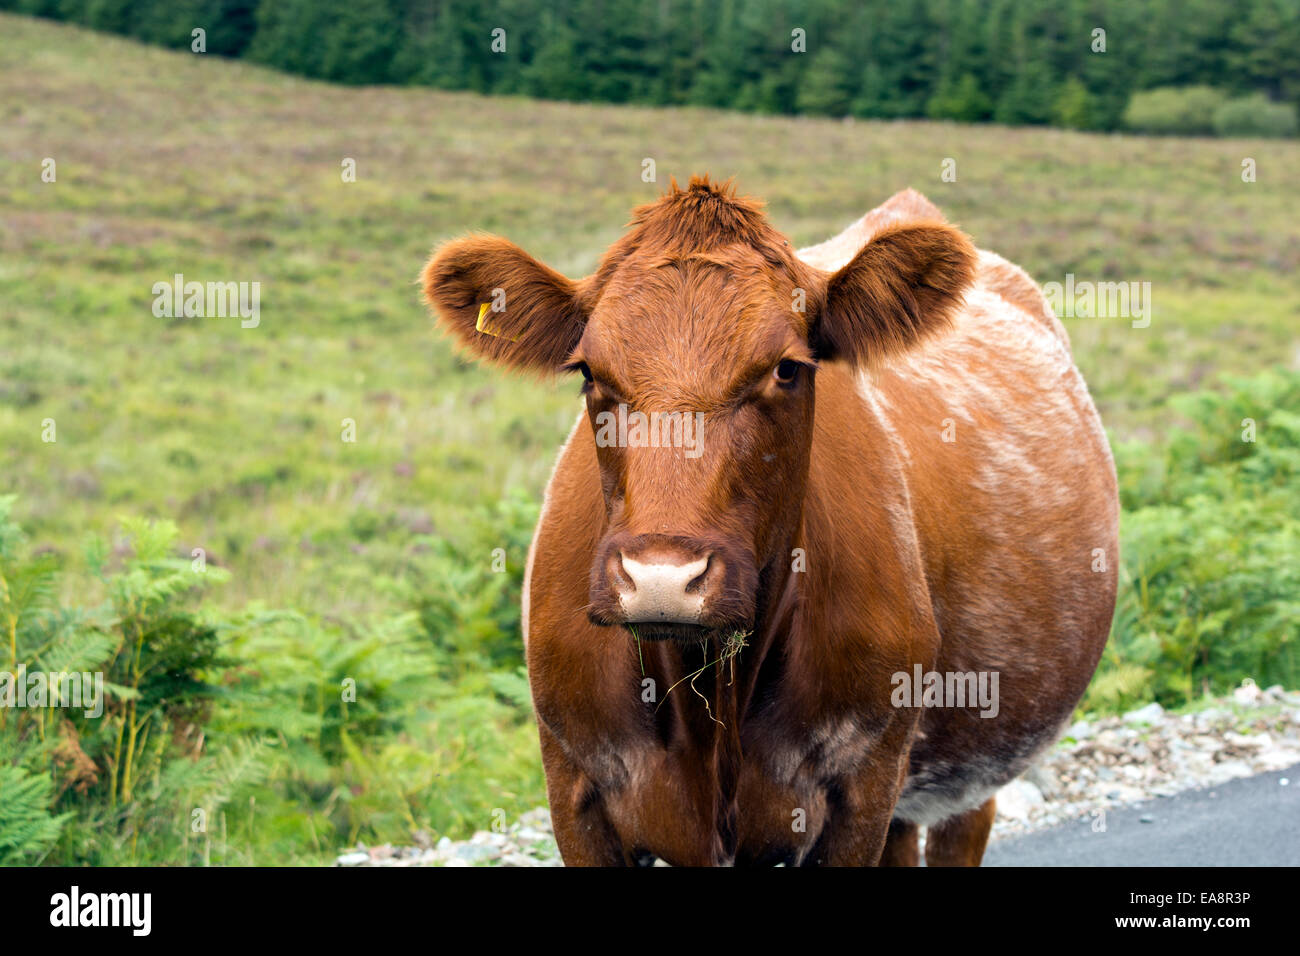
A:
[
  {"xmin": 893, "ymin": 718, "xmax": 1068, "ymax": 827},
  {"xmin": 892, "ymin": 762, "xmax": 1003, "ymax": 828},
  {"xmin": 974, "ymin": 249, "xmax": 1071, "ymax": 348},
  {"xmin": 858, "ymin": 381, "xmax": 911, "ymax": 468},
  {"xmin": 765, "ymin": 715, "xmax": 878, "ymax": 785}
]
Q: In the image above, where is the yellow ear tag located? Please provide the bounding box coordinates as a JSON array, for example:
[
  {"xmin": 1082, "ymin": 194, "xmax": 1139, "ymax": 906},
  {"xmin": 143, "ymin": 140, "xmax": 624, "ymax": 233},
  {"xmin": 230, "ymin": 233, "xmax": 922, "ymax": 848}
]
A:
[{"xmin": 476, "ymin": 302, "xmax": 520, "ymax": 342}]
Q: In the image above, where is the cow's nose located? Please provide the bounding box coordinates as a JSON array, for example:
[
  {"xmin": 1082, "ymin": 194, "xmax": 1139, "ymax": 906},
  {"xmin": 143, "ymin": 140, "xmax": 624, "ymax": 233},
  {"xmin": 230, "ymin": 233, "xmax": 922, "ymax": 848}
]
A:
[{"xmin": 612, "ymin": 550, "xmax": 716, "ymax": 624}]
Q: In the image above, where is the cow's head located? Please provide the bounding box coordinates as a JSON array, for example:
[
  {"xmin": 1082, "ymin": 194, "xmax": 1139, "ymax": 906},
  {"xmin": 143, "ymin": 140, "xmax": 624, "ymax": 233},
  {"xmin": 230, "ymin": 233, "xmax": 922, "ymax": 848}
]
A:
[{"xmin": 423, "ymin": 177, "xmax": 974, "ymax": 643}]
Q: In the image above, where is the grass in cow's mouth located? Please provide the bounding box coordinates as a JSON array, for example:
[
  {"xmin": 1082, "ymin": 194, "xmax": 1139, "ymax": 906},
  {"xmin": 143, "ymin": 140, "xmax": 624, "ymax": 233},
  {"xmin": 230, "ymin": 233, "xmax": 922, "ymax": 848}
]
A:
[
  {"xmin": 655, "ymin": 630, "xmax": 751, "ymax": 727},
  {"xmin": 628, "ymin": 624, "xmax": 645, "ymax": 676}
]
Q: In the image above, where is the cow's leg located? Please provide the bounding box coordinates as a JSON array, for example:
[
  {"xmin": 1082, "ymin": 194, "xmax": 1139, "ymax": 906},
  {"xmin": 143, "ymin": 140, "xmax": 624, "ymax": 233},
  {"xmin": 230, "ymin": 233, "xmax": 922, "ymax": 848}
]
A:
[
  {"xmin": 878, "ymin": 818, "xmax": 920, "ymax": 866},
  {"xmin": 924, "ymin": 797, "xmax": 996, "ymax": 867},
  {"xmin": 537, "ymin": 722, "xmax": 626, "ymax": 866}
]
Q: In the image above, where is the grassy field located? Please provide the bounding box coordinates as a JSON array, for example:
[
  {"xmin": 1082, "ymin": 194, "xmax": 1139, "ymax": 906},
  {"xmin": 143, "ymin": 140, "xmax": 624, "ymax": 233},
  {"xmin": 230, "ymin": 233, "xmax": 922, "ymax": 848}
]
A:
[{"xmin": 1, "ymin": 15, "xmax": 1297, "ymax": 863}]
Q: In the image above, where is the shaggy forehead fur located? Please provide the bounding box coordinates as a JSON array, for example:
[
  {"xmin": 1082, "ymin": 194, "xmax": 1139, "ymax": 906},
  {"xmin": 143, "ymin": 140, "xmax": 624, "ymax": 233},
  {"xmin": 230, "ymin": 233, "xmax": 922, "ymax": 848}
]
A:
[
  {"xmin": 598, "ymin": 175, "xmax": 800, "ymax": 266},
  {"xmin": 578, "ymin": 176, "xmax": 815, "ymax": 409}
]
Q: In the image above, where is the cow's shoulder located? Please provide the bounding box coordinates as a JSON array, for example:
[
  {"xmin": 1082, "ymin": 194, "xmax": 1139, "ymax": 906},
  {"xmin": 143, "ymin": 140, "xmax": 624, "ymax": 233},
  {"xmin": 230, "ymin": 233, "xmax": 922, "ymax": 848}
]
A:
[{"xmin": 973, "ymin": 250, "xmax": 1071, "ymax": 351}]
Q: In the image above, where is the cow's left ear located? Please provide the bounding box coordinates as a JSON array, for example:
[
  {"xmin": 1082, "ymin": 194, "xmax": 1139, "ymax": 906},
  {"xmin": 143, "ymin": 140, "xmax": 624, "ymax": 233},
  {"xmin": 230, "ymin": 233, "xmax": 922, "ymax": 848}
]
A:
[
  {"xmin": 812, "ymin": 222, "xmax": 976, "ymax": 365},
  {"xmin": 421, "ymin": 234, "xmax": 590, "ymax": 373}
]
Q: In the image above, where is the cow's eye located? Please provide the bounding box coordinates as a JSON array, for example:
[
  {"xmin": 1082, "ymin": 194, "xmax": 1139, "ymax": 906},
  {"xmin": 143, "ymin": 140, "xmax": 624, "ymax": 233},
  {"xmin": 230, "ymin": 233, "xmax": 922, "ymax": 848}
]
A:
[
  {"xmin": 564, "ymin": 360, "xmax": 596, "ymax": 395},
  {"xmin": 774, "ymin": 359, "xmax": 801, "ymax": 386}
]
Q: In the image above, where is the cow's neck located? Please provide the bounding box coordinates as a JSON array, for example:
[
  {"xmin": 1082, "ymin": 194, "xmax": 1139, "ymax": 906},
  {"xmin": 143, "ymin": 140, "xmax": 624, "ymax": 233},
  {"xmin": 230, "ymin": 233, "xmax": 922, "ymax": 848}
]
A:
[{"xmin": 642, "ymin": 533, "xmax": 803, "ymax": 863}]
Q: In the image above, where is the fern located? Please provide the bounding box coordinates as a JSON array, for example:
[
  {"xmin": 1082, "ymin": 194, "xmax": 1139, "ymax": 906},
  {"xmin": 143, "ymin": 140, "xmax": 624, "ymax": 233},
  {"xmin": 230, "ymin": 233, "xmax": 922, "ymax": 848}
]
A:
[{"xmin": 0, "ymin": 764, "xmax": 70, "ymax": 864}]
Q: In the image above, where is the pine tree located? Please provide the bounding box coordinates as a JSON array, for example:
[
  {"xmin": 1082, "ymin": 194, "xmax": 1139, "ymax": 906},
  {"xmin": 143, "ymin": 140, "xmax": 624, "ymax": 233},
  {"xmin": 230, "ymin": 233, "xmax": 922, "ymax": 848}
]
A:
[{"xmin": 796, "ymin": 48, "xmax": 852, "ymax": 116}]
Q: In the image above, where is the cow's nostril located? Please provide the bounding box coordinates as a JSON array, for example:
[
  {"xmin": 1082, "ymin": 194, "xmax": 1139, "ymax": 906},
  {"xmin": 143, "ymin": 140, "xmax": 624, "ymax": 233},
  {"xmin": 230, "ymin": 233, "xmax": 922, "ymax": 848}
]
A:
[
  {"xmin": 611, "ymin": 550, "xmax": 634, "ymax": 593},
  {"xmin": 685, "ymin": 554, "xmax": 716, "ymax": 594}
]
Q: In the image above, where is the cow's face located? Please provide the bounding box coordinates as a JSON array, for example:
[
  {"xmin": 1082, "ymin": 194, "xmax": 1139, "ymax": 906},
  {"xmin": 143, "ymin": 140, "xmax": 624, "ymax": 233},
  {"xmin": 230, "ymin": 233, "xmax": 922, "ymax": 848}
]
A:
[
  {"xmin": 423, "ymin": 178, "xmax": 974, "ymax": 643},
  {"xmin": 571, "ymin": 247, "xmax": 816, "ymax": 641}
]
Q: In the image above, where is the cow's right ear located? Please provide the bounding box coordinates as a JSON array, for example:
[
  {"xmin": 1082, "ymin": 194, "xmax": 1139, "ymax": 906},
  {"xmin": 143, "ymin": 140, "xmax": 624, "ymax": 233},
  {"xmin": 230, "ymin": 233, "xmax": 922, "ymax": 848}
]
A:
[{"xmin": 421, "ymin": 235, "xmax": 590, "ymax": 373}]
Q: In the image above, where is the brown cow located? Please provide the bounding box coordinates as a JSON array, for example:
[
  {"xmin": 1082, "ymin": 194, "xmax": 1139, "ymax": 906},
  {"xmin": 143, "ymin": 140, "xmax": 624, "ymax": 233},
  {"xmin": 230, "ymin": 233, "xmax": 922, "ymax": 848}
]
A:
[{"xmin": 422, "ymin": 176, "xmax": 1118, "ymax": 866}]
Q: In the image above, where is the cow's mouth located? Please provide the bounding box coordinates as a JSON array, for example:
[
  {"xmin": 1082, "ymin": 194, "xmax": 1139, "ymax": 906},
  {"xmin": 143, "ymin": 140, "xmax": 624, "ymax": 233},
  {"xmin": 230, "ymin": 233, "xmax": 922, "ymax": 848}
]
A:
[{"xmin": 623, "ymin": 621, "xmax": 712, "ymax": 643}]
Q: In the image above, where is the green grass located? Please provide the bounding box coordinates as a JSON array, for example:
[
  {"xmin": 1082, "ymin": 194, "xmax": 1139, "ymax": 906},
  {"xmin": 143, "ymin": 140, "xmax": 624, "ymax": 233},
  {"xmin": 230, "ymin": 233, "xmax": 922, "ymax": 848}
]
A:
[{"xmin": 0, "ymin": 15, "xmax": 1297, "ymax": 863}]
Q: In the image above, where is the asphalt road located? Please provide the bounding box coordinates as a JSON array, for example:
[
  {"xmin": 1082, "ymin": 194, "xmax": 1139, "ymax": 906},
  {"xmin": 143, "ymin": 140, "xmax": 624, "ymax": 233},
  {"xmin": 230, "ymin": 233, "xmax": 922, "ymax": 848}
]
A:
[{"xmin": 984, "ymin": 764, "xmax": 1300, "ymax": 866}]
